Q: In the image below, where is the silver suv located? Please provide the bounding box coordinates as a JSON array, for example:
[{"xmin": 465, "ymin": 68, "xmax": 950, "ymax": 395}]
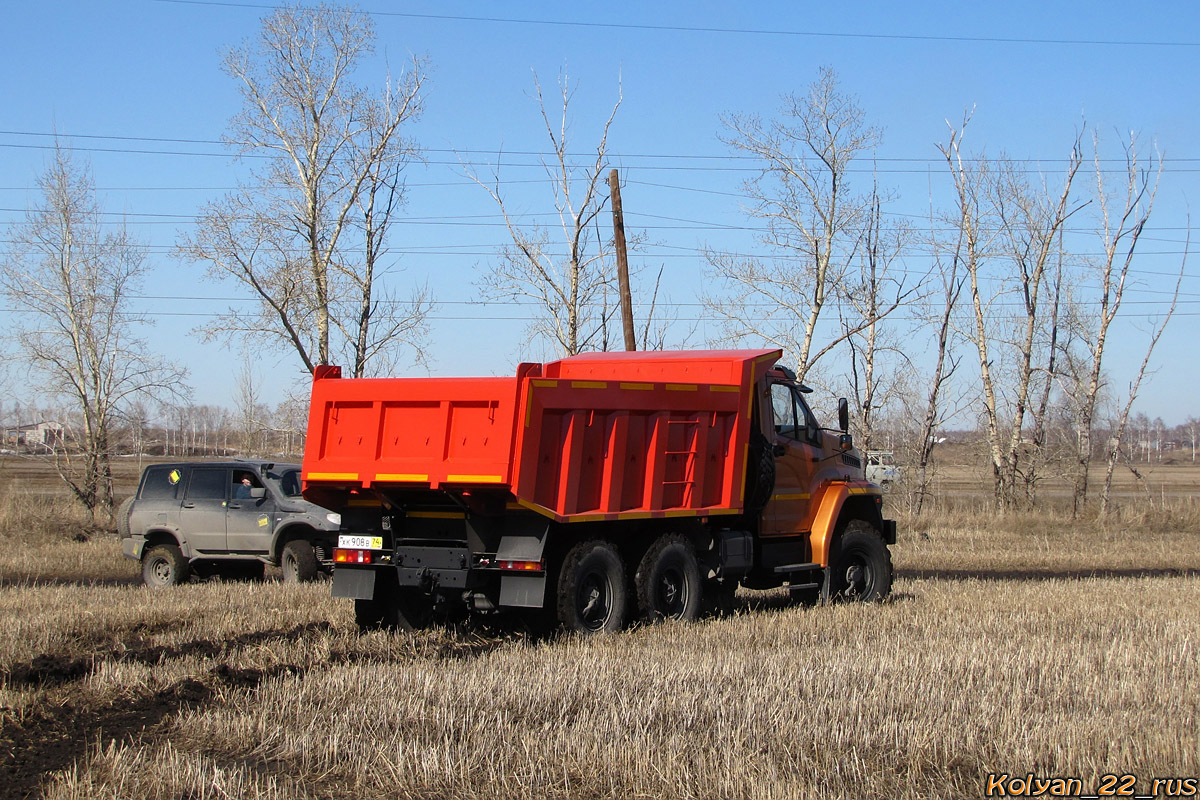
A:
[{"xmin": 119, "ymin": 461, "xmax": 341, "ymax": 587}]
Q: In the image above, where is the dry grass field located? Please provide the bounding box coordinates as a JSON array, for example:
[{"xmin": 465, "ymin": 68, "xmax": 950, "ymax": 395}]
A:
[{"xmin": 1, "ymin": 457, "xmax": 1198, "ymax": 799}]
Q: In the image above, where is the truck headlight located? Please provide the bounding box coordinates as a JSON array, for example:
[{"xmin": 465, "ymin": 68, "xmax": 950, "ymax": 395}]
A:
[{"xmin": 326, "ymin": 512, "xmax": 342, "ymax": 526}]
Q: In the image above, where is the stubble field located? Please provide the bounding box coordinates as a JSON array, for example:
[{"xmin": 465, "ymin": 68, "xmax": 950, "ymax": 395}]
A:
[{"xmin": 0, "ymin": 455, "xmax": 1198, "ymax": 799}]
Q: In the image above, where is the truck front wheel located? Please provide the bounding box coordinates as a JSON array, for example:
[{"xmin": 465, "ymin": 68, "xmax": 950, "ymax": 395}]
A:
[
  {"xmin": 825, "ymin": 521, "xmax": 893, "ymax": 602},
  {"xmin": 635, "ymin": 535, "xmax": 702, "ymax": 622},
  {"xmin": 556, "ymin": 540, "xmax": 629, "ymax": 634}
]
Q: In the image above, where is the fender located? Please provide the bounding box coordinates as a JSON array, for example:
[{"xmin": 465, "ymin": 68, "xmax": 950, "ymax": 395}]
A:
[{"xmin": 807, "ymin": 481, "xmax": 883, "ymax": 567}]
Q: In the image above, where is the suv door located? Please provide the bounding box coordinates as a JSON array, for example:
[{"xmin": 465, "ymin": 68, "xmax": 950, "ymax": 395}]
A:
[
  {"xmin": 226, "ymin": 468, "xmax": 275, "ymax": 554},
  {"xmin": 762, "ymin": 382, "xmax": 822, "ymax": 538},
  {"xmin": 180, "ymin": 466, "xmax": 230, "ymax": 554}
]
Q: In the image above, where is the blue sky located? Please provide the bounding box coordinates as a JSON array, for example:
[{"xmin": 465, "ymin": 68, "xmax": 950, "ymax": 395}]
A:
[{"xmin": 2, "ymin": 1, "xmax": 1198, "ymax": 424}]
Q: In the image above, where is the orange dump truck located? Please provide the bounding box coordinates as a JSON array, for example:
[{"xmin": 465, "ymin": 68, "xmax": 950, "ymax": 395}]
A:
[{"xmin": 302, "ymin": 349, "xmax": 895, "ymax": 633}]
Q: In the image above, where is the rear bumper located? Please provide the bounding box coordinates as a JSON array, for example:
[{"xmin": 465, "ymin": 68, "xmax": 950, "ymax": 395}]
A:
[{"xmin": 121, "ymin": 537, "xmax": 144, "ymax": 561}]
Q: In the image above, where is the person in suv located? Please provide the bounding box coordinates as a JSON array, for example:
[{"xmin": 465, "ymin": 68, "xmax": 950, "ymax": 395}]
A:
[{"xmin": 118, "ymin": 461, "xmax": 341, "ymax": 587}]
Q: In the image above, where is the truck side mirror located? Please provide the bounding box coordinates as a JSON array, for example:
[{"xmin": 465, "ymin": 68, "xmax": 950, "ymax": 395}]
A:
[{"xmin": 837, "ymin": 398, "xmax": 849, "ymax": 432}]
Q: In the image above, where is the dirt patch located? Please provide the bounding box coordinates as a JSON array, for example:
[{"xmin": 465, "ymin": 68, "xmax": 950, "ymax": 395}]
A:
[
  {"xmin": 0, "ymin": 681, "xmax": 208, "ymax": 800},
  {"xmin": 0, "ymin": 659, "xmax": 308, "ymax": 800}
]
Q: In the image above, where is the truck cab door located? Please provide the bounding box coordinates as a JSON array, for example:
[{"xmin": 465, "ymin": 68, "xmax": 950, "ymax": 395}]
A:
[
  {"xmin": 762, "ymin": 382, "xmax": 821, "ymax": 538},
  {"xmin": 179, "ymin": 466, "xmax": 229, "ymax": 554}
]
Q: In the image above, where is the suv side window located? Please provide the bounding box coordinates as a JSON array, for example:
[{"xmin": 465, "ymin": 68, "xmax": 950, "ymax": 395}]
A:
[
  {"xmin": 140, "ymin": 466, "xmax": 182, "ymax": 500},
  {"xmin": 187, "ymin": 467, "xmax": 228, "ymax": 501}
]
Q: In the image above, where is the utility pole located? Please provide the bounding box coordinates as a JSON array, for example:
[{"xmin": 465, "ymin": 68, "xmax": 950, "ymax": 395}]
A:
[{"xmin": 608, "ymin": 168, "xmax": 637, "ymax": 351}]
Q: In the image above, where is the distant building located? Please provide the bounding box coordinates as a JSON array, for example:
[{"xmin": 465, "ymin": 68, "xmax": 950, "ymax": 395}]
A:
[{"xmin": 3, "ymin": 421, "xmax": 65, "ymax": 450}]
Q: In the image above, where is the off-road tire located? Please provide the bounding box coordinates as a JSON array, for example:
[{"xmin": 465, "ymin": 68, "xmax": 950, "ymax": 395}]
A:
[
  {"xmin": 556, "ymin": 540, "xmax": 629, "ymax": 634},
  {"xmin": 142, "ymin": 544, "xmax": 189, "ymax": 588},
  {"xmin": 744, "ymin": 430, "xmax": 776, "ymax": 511},
  {"xmin": 281, "ymin": 540, "xmax": 319, "ymax": 584},
  {"xmin": 635, "ymin": 535, "xmax": 703, "ymax": 622},
  {"xmin": 115, "ymin": 496, "xmax": 134, "ymax": 539},
  {"xmin": 824, "ymin": 520, "xmax": 892, "ymax": 603}
]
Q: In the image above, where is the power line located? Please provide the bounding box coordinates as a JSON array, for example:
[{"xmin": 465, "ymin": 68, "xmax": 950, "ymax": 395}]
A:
[
  {"xmin": 153, "ymin": 0, "xmax": 1200, "ymax": 49},
  {"xmin": 5, "ymin": 129, "xmax": 1192, "ymax": 165}
]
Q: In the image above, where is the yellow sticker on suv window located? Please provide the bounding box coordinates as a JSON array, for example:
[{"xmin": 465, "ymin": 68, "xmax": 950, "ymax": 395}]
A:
[{"xmin": 168, "ymin": 469, "xmax": 181, "ymax": 485}]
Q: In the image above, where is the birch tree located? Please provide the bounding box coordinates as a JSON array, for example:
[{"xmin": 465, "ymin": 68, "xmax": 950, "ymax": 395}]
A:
[
  {"xmin": 940, "ymin": 117, "xmax": 1082, "ymax": 509},
  {"xmin": 180, "ymin": 4, "xmax": 431, "ymax": 377},
  {"xmin": 0, "ymin": 144, "xmax": 186, "ymax": 518},
  {"xmin": 706, "ymin": 67, "xmax": 898, "ymax": 382},
  {"xmin": 473, "ymin": 71, "xmax": 624, "ymax": 357},
  {"xmin": 1064, "ymin": 134, "xmax": 1167, "ymax": 515}
]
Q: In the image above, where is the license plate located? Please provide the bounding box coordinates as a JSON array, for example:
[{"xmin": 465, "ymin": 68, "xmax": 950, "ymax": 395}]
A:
[{"xmin": 338, "ymin": 535, "xmax": 383, "ymax": 550}]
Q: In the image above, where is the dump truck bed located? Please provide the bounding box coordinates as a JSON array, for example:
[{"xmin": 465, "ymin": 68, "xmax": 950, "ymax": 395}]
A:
[{"xmin": 303, "ymin": 350, "xmax": 780, "ymax": 521}]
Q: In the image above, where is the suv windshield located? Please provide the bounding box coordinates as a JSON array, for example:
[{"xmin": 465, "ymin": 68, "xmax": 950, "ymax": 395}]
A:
[{"xmin": 263, "ymin": 467, "xmax": 303, "ymax": 498}]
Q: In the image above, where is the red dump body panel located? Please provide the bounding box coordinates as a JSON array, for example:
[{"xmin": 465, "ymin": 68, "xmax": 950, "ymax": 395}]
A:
[{"xmin": 303, "ymin": 350, "xmax": 781, "ymax": 521}]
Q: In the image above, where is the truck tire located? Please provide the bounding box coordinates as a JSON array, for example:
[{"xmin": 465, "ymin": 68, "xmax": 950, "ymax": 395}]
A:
[
  {"xmin": 281, "ymin": 540, "xmax": 319, "ymax": 584},
  {"xmin": 824, "ymin": 520, "xmax": 892, "ymax": 603},
  {"xmin": 142, "ymin": 544, "xmax": 189, "ymax": 588},
  {"xmin": 556, "ymin": 540, "xmax": 629, "ymax": 634},
  {"xmin": 744, "ymin": 430, "xmax": 775, "ymax": 511},
  {"xmin": 635, "ymin": 535, "xmax": 703, "ymax": 622}
]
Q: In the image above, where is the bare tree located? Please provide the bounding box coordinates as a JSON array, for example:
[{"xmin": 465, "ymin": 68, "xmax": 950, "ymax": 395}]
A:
[
  {"xmin": 940, "ymin": 116, "xmax": 1083, "ymax": 509},
  {"xmin": 908, "ymin": 209, "xmax": 969, "ymax": 515},
  {"xmin": 707, "ymin": 67, "xmax": 902, "ymax": 382},
  {"xmin": 0, "ymin": 144, "xmax": 186, "ymax": 518},
  {"xmin": 1062, "ymin": 133, "xmax": 1168, "ymax": 515},
  {"xmin": 1097, "ymin": 248, "xmax": 1186, "ymax": 516},
  {"xmin": 839, "ymin": 182, "xmax": 918, "ymax": 451},
  {"xmin": 180, "ymin": 4, "xmax": 431, "ymax": 377},
  {"xmin": 473, "ymin": 70, "xmax": 625, "ymax": 357}
]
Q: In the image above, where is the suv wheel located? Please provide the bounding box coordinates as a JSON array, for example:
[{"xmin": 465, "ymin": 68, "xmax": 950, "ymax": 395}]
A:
[
  {"xmin": 282, "ymin": 540, "xmax": 319, "ymax": 583},
  {"xmin": 143, "ymin": 544, "xmax": 189, "ymax": 588}
]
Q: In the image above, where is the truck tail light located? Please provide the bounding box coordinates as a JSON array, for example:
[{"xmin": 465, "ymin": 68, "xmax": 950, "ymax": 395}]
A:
[
  {"xmin": 334, "ymin": 548, "xmax": 372, "ymax": 564},
  {"xmin": 498, "ymin": 559, "xmax": 543, "ymax": 572}
]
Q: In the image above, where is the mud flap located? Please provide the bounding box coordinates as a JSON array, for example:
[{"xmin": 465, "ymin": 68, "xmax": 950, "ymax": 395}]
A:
[
  {"xmin": 332, "ymin": 567, "xmax": 377, "ymax": 600},
  {"xmin": 496, "ymin": 530, "xmax": 548, "ymax": 608}
]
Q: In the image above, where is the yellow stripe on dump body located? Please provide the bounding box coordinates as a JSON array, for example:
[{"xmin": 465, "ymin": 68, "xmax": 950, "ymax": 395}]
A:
[
  {"xmin": 374, "ymin": 473, "xmax": 429, "ymax": 482},
  {"xmin": 306, "ymin": 472, "xmax": 359, "ymax": 481}
]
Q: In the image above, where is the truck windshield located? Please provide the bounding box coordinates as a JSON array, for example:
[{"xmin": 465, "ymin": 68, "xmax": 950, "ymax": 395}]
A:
[{"xmin": 264, "ymin": 468, "xmax": 303, "ymax": 498}]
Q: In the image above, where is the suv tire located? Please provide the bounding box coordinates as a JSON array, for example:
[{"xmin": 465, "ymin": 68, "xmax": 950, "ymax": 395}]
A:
[
  {"xmin": 143, "ymin": 544, "xmax": 189, "ymax": 588},
  {"xmin": 281, "ymin": 540, "xmax": 319, "ymax": 583}
]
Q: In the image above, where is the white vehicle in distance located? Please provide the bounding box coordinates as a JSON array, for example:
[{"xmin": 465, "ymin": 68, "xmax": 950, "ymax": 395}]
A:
[{"xmin": 865, "ymin": 451, "xmax": 901, "ymax": 492}]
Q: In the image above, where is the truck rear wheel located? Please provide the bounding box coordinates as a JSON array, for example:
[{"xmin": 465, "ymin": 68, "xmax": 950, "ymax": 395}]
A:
[
  {"xmin": 825, "ymin": 521, "xmax": 892, "ymax": 602},
  {"xmin": 142, "ymin": 544, "xmax": 188, "ymax": 588},
  {"xmin": 635, "ymin": 535, "xmax": 702, "ymax": 622},
  {"xmin": 556, "ymin": 540, "xmax": 629, "ymax": 634},
  {"xmin": 281, "ymin": 540, "xmax": 319, "ymax": 583}
]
